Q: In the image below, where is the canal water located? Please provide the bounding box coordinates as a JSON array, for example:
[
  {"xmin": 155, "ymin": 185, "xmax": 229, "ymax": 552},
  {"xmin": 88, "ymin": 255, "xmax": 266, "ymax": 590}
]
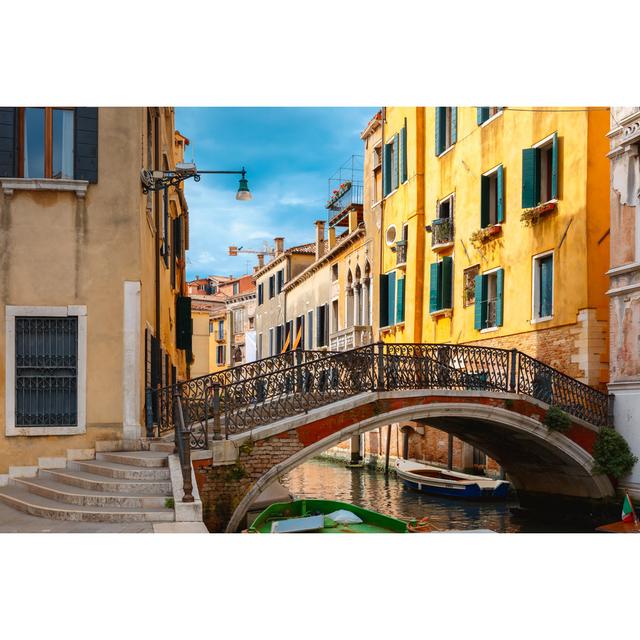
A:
[{"xmin": 281, "ymin": 458, "xmax": 595, "ymax": 532}]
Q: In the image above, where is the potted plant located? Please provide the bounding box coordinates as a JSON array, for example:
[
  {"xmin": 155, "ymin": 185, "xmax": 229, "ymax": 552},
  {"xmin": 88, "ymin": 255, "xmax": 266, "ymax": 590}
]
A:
[
  {"xmin": 520, "ymin": 201, "xmax": 557, "ymax": 227},
  {"xmin": 469, "ymin": 225, "xmax": 502, "ymax": 248}
]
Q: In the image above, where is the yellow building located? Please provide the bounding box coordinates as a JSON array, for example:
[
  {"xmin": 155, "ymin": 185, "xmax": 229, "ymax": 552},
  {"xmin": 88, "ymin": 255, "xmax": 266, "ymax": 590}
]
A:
[
  {"xmin": 0, "ymin": 107, "xmax": 190, "ymax": 474},
  {"xmin": 375, "ymin": 106, "xmax": 610, "ymax": 388},
  {"xmin": 191, "ymin": 305, "xmax": 228, "ymax": 378}
]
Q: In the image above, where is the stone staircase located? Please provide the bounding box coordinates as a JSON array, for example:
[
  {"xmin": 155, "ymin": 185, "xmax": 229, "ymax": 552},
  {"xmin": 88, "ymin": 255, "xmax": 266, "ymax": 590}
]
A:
[{"xmin": 0, "ymin": 447, "xmax": 176, "ymax": 523}]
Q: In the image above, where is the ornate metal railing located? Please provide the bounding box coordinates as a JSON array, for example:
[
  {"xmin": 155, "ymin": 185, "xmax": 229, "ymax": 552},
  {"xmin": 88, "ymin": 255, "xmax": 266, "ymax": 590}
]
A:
[
  {"xmin": 431, "ymin": 217, "xmax": 454, "ymax": 248},
  {"xmin": 148, "ymin": 342, "xmax": 611, "ymax": 446},
  {"xmin": 146, "ymin": 349, "xmax": 338, "ymax": 447}
]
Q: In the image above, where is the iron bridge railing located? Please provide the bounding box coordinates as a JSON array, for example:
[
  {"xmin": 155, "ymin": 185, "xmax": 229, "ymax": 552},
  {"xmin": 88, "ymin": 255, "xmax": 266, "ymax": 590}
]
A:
[{"xmin": 148, "ymin": 342, "xmax": 611, "ymax": 450}]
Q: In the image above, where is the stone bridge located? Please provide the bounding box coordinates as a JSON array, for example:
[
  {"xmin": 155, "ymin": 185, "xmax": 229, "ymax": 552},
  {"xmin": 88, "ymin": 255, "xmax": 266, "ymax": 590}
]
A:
[{"xmin": 150, "ymin": 343, "xmax": 614, "ymax": 532}]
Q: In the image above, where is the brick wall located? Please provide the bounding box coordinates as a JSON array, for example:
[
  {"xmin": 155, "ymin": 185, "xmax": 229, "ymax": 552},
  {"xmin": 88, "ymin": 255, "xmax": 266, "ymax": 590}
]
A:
[{"xmin": 194, "ymin": 430, "xmax": 304, "ymax": 532}]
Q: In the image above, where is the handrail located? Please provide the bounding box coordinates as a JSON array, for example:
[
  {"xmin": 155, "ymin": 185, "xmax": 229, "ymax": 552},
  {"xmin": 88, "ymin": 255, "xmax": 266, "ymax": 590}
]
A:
[
  {"xmin": 172, "ymin": 387, "xmax": 194, "ymax": 503},
  {"xmin": 147, "ymin": 342, "xmax": 611, "ymax": 448}
]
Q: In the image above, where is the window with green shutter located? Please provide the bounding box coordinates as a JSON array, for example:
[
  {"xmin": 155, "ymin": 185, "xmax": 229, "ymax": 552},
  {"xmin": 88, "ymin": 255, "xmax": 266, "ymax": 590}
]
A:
[
  {"xmin": 435, "ymin": 107, "xmax": 456, "ymax": 155},
  {"xmin": 522, "ymin": 132, "xmax": 559, "ymax": 207},
  {"xmin": 387, "ymin": 271, "xmax": 396, "ymax": 326},
  {"xmin": 391, "ymin": 133, "xmax": 399, "ymax": 192},
  {"xmin": 477, "ymin": 107, "xmax": 503, "ymax": 126},
  {"xmin": 400, "ymin": 120, "xmax": 408, "ymax": 183},
  {"xmin": 379, "ymin": 273, "xmax": 389, "ymax": 327},
  {"xmin": 481, "ymin": 165, "xmax": 504, "ymax": 227},
  {"xmin": 429, "ymin": 258, "xmax": 453, "ymax": 313},
  {"xmin": 474, "ymin": 270, "xmax": 503, "ymax": 330},
  {"xmin": 533, "ymin": 253, "xmax": 553, "ymax": 320},
  {"xmin": 396, "ymin": 277, "xmax": 405, "ymax": 323},
  {"xmin": 383, "ymin": 142, "xmax": 392, "ymax": 196}
]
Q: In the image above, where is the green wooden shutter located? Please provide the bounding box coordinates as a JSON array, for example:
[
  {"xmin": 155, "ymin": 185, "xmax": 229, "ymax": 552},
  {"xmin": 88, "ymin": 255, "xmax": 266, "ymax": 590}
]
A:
[
  {"xmin": 522, "ymin": 148, "xmax": 540, "ymax": 208},
  {"xmin": 441, "ymin": 256, "xmax": 453, "ymax": 309},
  {"xmin": 495, "ymin": 268, "xmax": 504, "ymax": 327},
  {"xmin": 451, "ymin": 107, "xmax": 457, "ymax": 144},
  {"xmin": 396, "ymin": 277, "xmax": 405, "ymax": 323},
  {"xmin": 74, "ymin": 108, "xmax": 99, "ymax": 183},
  {"xmin": 474, "ymin": 275, "xmax": 486, "ymax": 330},
  {"xmin": 383, "ymin": 142, "xmax": 392, "ymax": 196},
  {"xmin": 400, "ymin": 123, "xmax": 408, "ymax": 183},
  {"xmin": 388, "ymin": 271, "xmax": 396, "ymax": 325},
  {"xmin": 497, "ymin": 164, "xmax": 505, "ymax": 223},
  {"xmin": 476, "ymin": 107, "xmax": 489, "ymax": 125},
  {"xmin": 435, "ymin": 107, "xmax": 442, "ymax": 155},
  {"xmin": 551, "ymin": 132, "xmax": 559, "ymax": 199},
  {"xmin": 540, "ymin": 256, "xmax": 553, "ymax": 317},
  {"xmin": 392, "ymin": 133, "xmax": 399, "ymax": 191},
  {"xmin": 481, "ymin": 175, "xmax": 490, "ymax": 228},
  {"xmin": 379, "ymin": 274, "xmax": 389, "ymax": 327},
  {"xmin": 429, "ymin": 263, "xmax": 442, "ymax": 312}
]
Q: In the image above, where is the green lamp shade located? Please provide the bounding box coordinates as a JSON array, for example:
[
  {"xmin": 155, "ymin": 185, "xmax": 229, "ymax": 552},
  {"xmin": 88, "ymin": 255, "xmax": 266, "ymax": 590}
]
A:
[{"xmin": 236, "ymin": 177, "xmax": 252, "ymax": 201}]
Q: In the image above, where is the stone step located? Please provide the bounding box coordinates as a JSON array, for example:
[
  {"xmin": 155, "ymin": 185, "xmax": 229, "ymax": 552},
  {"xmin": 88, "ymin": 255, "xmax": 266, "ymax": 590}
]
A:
[
  {"xmin": 149, "ymin": 442, "xmax": 175, "ymax": 453},
  {"xmin": 96, "ymin": 451, "xmax": 169, "ymax": 468},
  {"xmin": 12, "ymin": 477, "xmax": 169, "ymax": 509},
  {"xmin": 0, "ymin": 485, "xmax": 175, "ymax": 523},
  {"xmin": 41, "ymin": 469, "xmax": 172, "ymax": 495},
  {"xmin": 68, "ymin": 460, "xmax": 171, "ymax": 481}
]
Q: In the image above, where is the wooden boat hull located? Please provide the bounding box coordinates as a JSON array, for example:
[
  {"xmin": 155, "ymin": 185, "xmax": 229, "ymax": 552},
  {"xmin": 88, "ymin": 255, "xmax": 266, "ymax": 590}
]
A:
[
  {"xmin": 248, "ymin": 498, "xmax": 410, "ymax": 533},
  {"xmin": 395, "ymin": 459, "xmax": 510, "ymax": 500}
]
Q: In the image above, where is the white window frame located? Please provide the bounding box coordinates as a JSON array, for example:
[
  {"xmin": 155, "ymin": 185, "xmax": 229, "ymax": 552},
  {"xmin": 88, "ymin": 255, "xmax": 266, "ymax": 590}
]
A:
[
  {"xmin": 532, "ymin": 133, "xmax": 558, "ymax": 205},
  {"xmin": 480, "ymin": 108, "xmax": 504, "ymax": 128},
  {"xmin": 531, "ymin": 250, "xmax": 554, "ymax": 323},
  {"xmin": 480, "ymin": 267, "xmax": 501, "ymax": 333},
  {"xmin": 437, "ymin": 192, "xmax": 455, "ymax": 219},
  {"xmin": 482, "ymin": 165, "xmax": 501, "ymax": 226},
  {"xmin": 383, "ymin": 135, "xmax": 398, "ymax": 200},
  {"xmin": 5, "ymin": 305, "xmax": 87, "ymax": 436}
]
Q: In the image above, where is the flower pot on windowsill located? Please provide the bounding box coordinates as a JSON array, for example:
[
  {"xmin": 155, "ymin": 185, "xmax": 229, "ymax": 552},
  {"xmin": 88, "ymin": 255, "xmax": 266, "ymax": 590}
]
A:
[
  {"xmin": 469, "ymin": 224, "xmax": 502, "ymax": 248},
  {"xmin": 520, "ymin": 200, "xmax": 557, "ymax": 226}
]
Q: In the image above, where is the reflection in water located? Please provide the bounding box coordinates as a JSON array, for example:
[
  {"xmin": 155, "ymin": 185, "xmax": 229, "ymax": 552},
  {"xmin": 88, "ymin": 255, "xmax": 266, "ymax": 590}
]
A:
[{"xmin": 281, "ymin": 458, "xmax": 590, "ymax": 533}]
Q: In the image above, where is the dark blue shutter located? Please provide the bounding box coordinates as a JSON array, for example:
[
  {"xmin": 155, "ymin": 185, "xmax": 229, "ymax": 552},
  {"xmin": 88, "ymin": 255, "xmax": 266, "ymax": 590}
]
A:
[
  {"xmin": 441, "ymin": 256, "xmax": 453, "ymax": 309},
  {"xmin": 429, "ymin": 263, "xmax": 441, "ymax": 312},
  {"xmin": 477, "ymin": 107, "xmax": 489, "ymax": 125},
  {"xmin": 0, "ymin": 108, "xmax": 18, "ymax": 177},
  {"xmin": 497, "ymin": 165, "xmax": 505, "ymax": 223},
  {"xmin": 387, "ymin": 272, "xmax": 396, "ymax": 326},
  {"xmin": 396, "ymin": 277, "xmax": 405, "ymax": 323},
  {"xmin": 522, "ymin": 148, "xmax": 540, "ymax": 208},
  {"xmin": 392, "ymin": 133, "xmax": 399, "ymax": 192},
  {"xmin": 74, "ymin": 108, "xmax": 98, "ymax": 183},
  {"xmin": 481, "ymin": 175, "xmax": 490, "ymax": 228},
  {"xmin": 474, "ymin": 275, "xmax": 486, "ymax": 330},
  {"xmin": 495, "ymin": 268, "xmax": 504, "ymax": 327},
  {"xmin": 451, "ymin": 107, "xmax": 457, "ymax": 144},
  {"xmin": 551, "ymin": 132, "xmax": 559, "ymax": 200}
]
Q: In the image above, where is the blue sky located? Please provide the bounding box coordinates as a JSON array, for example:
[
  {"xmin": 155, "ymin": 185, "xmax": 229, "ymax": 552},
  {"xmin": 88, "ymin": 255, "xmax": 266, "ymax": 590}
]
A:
[{"xmin": 175, "ymin": 107, "xmax": 376, "ymax": 280}]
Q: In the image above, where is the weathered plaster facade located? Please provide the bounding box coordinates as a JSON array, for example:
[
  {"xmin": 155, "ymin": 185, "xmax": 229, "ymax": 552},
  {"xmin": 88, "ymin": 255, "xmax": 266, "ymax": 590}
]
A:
[
  {"xmin": 607, "ymin": 107, "xmax": 640, "ymax": 496},
  {"xmin": 0, "ymin": 107, "xmax": 189, "ymax": 473}
]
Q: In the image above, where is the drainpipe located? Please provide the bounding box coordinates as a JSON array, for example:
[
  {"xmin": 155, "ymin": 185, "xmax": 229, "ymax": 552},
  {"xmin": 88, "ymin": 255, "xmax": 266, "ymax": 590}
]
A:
[
  {"xmin": 377, "ymin": 107, "xmax": 385, "ymax": 343},
  {"xmin": 154, "ymin": 110, "xmax": 162, "ymax": 387}
]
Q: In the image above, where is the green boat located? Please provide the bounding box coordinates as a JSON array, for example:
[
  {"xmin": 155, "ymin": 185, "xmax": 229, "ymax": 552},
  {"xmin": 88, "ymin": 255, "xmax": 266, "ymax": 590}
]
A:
[{"xmin": 247, "ymin": 499, "xmax": 410, "ymax": 533}]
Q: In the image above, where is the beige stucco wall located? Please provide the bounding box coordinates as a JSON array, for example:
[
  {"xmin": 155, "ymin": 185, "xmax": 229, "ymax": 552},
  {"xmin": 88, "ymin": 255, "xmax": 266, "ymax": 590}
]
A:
[{"xmin": 0, "ymin": 107, "xmax": 189, "ymax": 472}]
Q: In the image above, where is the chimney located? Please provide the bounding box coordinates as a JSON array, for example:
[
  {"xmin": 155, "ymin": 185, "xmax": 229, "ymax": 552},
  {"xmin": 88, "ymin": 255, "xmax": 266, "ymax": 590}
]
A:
[
  {"xmin": 328, "ymin": 226, "xmax": 336, "ymax": 250},
  {"xmin": 257, "ymin": 253, "xmax": 265, "ymax": 269},
  {"xmin": 315, "ymin": 220, "xmax": 326, "ymax": 261},
  {"xmin": 274, "ymin": 237, "xmax": 284, "ymax": 255}
]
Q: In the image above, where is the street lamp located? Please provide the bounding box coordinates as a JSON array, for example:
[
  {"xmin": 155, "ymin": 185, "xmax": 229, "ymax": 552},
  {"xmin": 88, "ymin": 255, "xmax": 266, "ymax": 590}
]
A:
[{"xmin": 141, "ymin": 163, "xmax": 252, "ymax": 200}]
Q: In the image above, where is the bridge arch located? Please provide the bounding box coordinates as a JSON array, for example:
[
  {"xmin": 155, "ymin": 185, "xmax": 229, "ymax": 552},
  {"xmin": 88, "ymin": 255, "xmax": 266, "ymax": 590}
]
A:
[{"xmin": 224, "ymin": 394, "xmax": 614, "ymax": 532}]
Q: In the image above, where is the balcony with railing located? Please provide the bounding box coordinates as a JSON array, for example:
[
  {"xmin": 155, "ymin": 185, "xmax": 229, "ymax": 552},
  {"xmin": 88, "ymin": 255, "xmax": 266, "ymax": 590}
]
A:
[
  {"xmin": 431, "ymin": 217, "xmax": 454, "ymax": 250},
  {"xmin": 329, "ymin": 325, "xmax": 373, "ymax": 352},
  {"xmin": 395, "ymin": 239, "xmax": 407, "ymax": 267}
]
